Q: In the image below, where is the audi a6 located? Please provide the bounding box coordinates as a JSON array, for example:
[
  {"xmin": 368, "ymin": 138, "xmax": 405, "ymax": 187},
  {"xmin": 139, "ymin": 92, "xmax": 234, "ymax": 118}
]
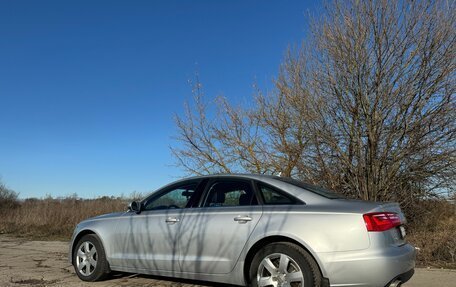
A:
[{"xmin": 69, "ymin": 174, "xmax": 416, "ymax": 287}]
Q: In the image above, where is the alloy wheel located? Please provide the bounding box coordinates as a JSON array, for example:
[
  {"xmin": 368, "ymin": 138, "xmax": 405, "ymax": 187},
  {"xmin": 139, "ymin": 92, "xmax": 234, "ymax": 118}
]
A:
[
  {"xmin": 257, "ymin": 253, "xmax": 304, "ymax": 287},
  {"xmin": 76, "ymin": 241, "xmax": 98, "ymax": 276}
]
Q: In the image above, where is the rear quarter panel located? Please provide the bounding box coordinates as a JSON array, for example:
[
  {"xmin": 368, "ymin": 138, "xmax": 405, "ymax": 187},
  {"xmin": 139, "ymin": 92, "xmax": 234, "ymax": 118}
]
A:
[{"xmin": 250, "ymin": 205, "xmax": 370, "ymax": 253}]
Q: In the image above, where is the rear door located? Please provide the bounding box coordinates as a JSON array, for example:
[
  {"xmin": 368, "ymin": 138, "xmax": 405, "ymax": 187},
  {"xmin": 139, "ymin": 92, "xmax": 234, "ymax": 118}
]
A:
[{"xmin": 178, "ymin": 178, "xmax": 263, "ymax": 274}]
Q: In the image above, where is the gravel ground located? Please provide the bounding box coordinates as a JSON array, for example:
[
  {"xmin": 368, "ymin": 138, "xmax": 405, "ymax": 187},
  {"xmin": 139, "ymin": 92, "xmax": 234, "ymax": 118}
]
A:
[{"xmin": 0, "ymin": 235, "xmax": 454, "ymax": 287}]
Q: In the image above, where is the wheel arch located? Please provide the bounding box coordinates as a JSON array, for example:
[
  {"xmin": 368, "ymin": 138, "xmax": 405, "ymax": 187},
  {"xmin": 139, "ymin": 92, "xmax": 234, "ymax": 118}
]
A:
[{"xmin": 242, "ymin": 235, "xmax": 326, "ymax": 285}]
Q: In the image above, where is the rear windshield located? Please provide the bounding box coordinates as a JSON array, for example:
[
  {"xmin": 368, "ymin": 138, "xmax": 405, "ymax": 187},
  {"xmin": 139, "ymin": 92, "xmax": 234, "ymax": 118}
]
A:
[{"xmin": 275, "ymin": 177, "xmax": 345, "ymax": 199}]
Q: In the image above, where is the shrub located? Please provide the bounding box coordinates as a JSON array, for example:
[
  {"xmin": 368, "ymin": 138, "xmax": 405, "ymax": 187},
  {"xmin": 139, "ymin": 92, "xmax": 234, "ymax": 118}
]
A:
[
  {"xmin": 406, "ymin": 200, "xmax": 456, "ymax": 268},
  {"xmin": 0, "ymin": 182, "xmax": 19, "ymax": 210}
]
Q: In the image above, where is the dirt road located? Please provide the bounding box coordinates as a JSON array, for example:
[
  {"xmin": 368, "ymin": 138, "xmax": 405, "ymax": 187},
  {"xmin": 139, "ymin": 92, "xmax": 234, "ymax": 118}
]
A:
[{"xmin": 0, "ymin": 236, "xmax": 454, "ymax": 287}]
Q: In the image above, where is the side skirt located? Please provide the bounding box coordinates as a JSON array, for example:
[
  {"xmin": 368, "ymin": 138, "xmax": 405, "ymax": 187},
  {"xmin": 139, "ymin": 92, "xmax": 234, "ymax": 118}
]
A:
[{"xmin": 109, "ymin": 265, "xmax": 245, "ymax": 286}]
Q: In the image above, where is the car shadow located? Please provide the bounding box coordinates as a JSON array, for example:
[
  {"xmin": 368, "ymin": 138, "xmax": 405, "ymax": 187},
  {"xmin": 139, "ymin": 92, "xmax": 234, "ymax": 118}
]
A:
[{"xmin": 109, "ymin": 271, "xmax": 237, "ymax": 287}]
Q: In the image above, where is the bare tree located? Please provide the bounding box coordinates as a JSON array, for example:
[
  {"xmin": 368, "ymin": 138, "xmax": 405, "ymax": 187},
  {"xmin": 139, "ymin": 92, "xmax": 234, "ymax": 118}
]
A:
[{"xmin": 171, "ymin": 0, "xmax": 455, "ymax": 205}]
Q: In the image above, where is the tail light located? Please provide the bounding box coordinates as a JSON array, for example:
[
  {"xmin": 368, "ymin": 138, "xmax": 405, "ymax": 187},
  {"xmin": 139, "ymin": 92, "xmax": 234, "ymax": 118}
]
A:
[{"xmin": 363, "ymin": 212, "xmax": 401, "ymax": 232}]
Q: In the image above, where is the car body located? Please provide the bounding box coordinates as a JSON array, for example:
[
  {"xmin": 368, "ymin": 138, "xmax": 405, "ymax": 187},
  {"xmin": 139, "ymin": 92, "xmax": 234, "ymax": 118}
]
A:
[{"xmin": 69, "ymin": 174, "xmax": 416, "ymax": 287}]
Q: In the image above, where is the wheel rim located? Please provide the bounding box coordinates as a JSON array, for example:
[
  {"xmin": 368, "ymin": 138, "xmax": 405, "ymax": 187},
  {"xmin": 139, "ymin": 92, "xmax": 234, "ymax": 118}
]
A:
[
  {"xmin": 257, "ymin": 253, "xmax": 304, "ymax": 287},
  {"xmin": 76, "ymin": 241, "xmax": 97, "ymax": 276}
]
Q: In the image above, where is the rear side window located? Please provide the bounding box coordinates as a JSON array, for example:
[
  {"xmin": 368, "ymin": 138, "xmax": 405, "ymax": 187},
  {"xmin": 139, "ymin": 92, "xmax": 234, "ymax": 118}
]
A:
[
  {"xmin": 259, "ymin": 184, "xmax": 297, "ymax": 205},
  {"xmin": 204, "ymin": 180, "xmax": 258, "ymax": 207}
]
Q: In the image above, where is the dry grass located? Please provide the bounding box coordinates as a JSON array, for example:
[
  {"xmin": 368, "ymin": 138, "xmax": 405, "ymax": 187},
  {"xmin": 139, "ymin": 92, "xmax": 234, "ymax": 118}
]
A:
[
  {"xmin": 0, "ymin": 197, "xmax": 128, "ymax": 240},
  {"xmin": 406, "ymin": 200, "xmax": 456, "ymax": 268},
  {"xmin": 0, "ymin": 195, "xmax": 454, "ymax": 268}
]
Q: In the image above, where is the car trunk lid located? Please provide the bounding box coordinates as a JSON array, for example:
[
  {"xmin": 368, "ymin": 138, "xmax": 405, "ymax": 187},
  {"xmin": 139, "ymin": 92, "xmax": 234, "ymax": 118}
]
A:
[{"xmin": 331, "ymin": 199, "xmax": 408, "ymax": 245}]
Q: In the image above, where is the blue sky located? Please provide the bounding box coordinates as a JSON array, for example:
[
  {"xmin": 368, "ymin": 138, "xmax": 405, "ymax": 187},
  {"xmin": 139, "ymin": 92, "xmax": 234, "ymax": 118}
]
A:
[{"xmin": 0, "ymin": 0, "xmax": 319, "ymax": 199}]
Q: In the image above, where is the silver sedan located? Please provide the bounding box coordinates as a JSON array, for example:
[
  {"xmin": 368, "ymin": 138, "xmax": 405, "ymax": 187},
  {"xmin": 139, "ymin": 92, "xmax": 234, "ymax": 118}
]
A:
[{"xmin": 69, "ymin": 174, "xmax": 416, "ymax": 287}]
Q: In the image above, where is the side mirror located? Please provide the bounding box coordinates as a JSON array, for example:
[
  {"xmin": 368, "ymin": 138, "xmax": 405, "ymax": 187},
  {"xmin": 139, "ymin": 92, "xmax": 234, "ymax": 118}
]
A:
[{"xmin": 128, "ymin": 201, "xmax": 141, "ymax": 214}]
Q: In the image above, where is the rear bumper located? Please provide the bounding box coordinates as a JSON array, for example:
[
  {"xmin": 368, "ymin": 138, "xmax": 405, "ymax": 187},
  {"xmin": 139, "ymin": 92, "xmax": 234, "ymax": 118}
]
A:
[{"xmin": 317, "ymin": 243, "xmax": 416, "ymax": 287}]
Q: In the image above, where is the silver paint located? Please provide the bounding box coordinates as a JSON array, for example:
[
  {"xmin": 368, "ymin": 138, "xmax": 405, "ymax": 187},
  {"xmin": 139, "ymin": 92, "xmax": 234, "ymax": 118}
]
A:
[{"xmin": 69, "ymin": 174, "xmax": 416, "ymax": 286}]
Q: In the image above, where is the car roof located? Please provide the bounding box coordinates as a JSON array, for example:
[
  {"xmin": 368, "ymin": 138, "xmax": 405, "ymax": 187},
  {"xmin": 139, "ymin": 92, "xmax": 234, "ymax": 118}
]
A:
[{"xmin": 183, "ymin": 173, "xmax": 278, "ymax": 181}]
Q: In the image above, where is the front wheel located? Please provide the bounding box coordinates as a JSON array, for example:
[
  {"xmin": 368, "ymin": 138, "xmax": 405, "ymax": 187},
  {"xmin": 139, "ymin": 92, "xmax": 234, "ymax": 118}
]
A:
[
  {"xmin": 249, "ymin": 242, "xmax": 322, "ymax": 287},
  {"xmin": 73, "ymin": 234, "xmax": 110, "ymax": 281}
]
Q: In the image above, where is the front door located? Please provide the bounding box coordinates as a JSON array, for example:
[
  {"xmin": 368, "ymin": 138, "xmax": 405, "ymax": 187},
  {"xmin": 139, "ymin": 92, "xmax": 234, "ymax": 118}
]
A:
[{"xmin": 112, "ymin": 180, "xmax": 201, "ymax": 272}]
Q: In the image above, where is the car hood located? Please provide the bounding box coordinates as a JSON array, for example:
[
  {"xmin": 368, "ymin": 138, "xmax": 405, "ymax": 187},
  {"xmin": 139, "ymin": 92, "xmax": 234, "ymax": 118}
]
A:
[{"xmin": 83, "ymin": 211, "xmax": 126, "ymax": 222}]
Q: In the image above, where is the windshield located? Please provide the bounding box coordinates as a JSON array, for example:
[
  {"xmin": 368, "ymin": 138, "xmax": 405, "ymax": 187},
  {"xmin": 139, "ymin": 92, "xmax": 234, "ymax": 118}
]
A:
[{"xmin": 274, "ymin": 177, "xmax": 345, "ymax": 199}]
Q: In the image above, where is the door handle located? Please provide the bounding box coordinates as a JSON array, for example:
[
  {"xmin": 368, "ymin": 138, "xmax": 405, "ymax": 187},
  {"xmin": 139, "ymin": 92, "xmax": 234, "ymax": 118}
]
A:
[
  {"xmin": 165, "ymin": 217, "xmax": 180, "ymax": 224},
  {"xmin": 234, "ymin": 216, "xmax": 252, "ymax": 223}
]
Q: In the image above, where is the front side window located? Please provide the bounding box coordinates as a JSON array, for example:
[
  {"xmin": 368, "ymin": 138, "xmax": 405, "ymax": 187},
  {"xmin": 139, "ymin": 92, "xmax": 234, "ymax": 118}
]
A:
[
  {"xmin": 144, "ymin": 183, "xmax": 198, "ymax": 211},
  {"xmin": 204, "ymin": 180, "xmax": 257, "ymax": 207}
]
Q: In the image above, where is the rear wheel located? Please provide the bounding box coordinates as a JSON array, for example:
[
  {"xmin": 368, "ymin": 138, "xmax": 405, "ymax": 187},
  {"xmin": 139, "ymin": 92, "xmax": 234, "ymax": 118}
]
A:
[
  {"xmin": 73, "ymin": 234, "xmax": 110, "ymax": 281},
  {"xmin": 249, "ymin": 242, "xmax": 321, "ymax": 287}
]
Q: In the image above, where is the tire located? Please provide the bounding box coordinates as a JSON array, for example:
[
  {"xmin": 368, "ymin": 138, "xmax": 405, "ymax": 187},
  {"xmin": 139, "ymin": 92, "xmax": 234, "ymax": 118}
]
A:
[
  {"xmin": 73, "ymin": 234, "xmax": 110, "ymax": 281},
  {"xmin": 249, "ymin": 242, "xmax": 322, "ymax": 287}
]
